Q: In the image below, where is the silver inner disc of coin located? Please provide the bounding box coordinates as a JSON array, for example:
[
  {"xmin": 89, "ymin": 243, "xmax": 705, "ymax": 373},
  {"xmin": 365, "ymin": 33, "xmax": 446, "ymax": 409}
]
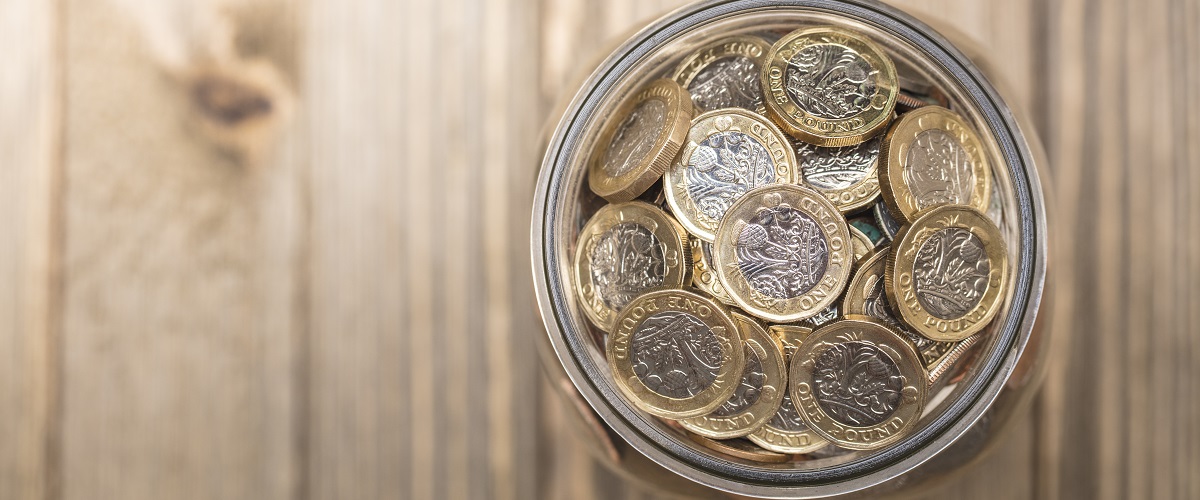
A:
[
  {"xmin": 863, "ymin": 274, "xmax": 932, "ymax": 351},
  {"xmin": 689, "ymin": 56, "xmax": 763, "ymax": 112},
  {"xmin": 630, "ymin": 311, "xmax": 724, "ymax": 398},
  {"xmin": 736, "ymin": 205, "xmax": 829, "ymax": 299},
  {"xmin": 912, "ymin": 227, "xmax": 991, "ymax": 319},
  {"xmin": 589, "ymin": 222, "xmax": 666, "ymax": 310},
  {"xmin": 602, "ymin": 99, "xmax": 667, "ymax": 178},
  {"xmin": 813, "ymin": 341, "xmax": 903, "ymax": 426},
  {"xmin": 766, "ymin": 387, "xmax": 809, "ymax": 431},
  {"xmin": 710, "ymin": 344, "xmax": 765, "ymax": 416},
  {"xmin": 904, "ymin": 128, "xmax": 975, "ymax": 209},
  {"xmin": 797, "ymin": 136, "xmax": 881, "ymax": 190},
  {"xmin": 686, "ymin": 131, "xmax": 777, "ymax": 221},
  {"xmin": 785, "ymin": 43, "xmax": 878, "ymax": 119}
]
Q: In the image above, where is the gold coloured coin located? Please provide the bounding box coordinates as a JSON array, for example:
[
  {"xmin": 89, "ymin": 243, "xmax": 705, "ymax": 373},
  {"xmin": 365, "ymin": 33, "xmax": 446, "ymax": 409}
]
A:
[
  {"xmin": 878, "ymin": 105, "xmax": 991, "ymax": 223},
  {"xmin": 762, "ymin": 27, "xmax": 898, "ymax": 147},
  {"xmin": 680, "ymin": 313, "xmax": 786, "ymax": 439},
  {"xmin": 672, "ymin": 35, "xmax": 771, "ymax": 114},
  {"xmin": 689, "ymin": 238, "xmax": 737, "ymax": 307},
  {"xmin": 664, "ymin": 108, "xmax": 797, "ymax": 242},
  {"xmin": 848, "ymin": 223, "xmax": 873, "ymax": 264},
  {"xmin": 790, "ymin": 318, "xmax": 927, "ymax": 450},
  {"xmin": 687, "ymin": 434, "xmax": 792, "ymax": 464},
  {"xmin": 574, "ymin": 202, "xmax": 691, "ymax": 332},
  {"xmin": 607, "ymin": 289, "xmax": 745, "ymax": 419},
  {"xmin": 886, "ymin": 205, "xmax": 1008, "ymax": 342},
  {"xmin": 749, "ymin": 325, "xmax": 828, "ymax": 454},
  {"xmin": 589, "ymin": 79, "xmax": 693, "ymax": 202},
  {"xmin": 713, "ymin": 184, "xmax": 852, "ymax": 323},
  {"xmin": 794, "ymin": 136, "xmax": 883, "ymax": 213}
]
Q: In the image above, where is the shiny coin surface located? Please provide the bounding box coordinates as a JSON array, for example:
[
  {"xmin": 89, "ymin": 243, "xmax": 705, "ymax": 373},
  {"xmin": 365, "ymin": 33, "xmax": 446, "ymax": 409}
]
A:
[
  {"xmin": 802, "ymin": 304, "xmax": 840, "ymax": 329},
  {"xmin": 790, "ymin": 318, "xmax": 927, "ymax": 450},
  {"xmin": 687, "ymin": 434, "xmax": 792, "ymax": 464},
  {"xmin": 607, "ymin": 289, "xmax": 745, "ymax": 419},
  {"xmin": 672, "ymin": 35, "xmax": 771, "ymax": 114},
  {"xmin": 794, "ymin": 136, "xmax": 882, "ymax": 213},
  {"xmin": 750, "ymin": 325, "xmax": 828, "ymax": 454},
  {"xmin": 879, "ymin": 106, "xmax": 991, "ymax": 223},
  {"xmin": 574, "ymin": 202, "xmax": 691, "ymax": 332},
  {"xmin": 872, "ymin": 201, "xmax": 901, "ymax": 241},
  {"xmin": 713, "ymin": 184, "xmax": 852, "ymax": 323},
  {"xmin": 762, "ymin": 27, "xmax": 898, "ymax": 147},
  {"xmin": 664, "ymin": 108, "xmax": 797, "ymax": 242},
  {"xmin": 690, "ymin": 238, "xmax": 737, "ymax": 306},
  {"xmin": 589, "ymin": 79, "xmax": 693, "ymax": 202},
  {"xmin": 886, "ymin": 206, "xmax": 1008, "ymax": 342},
  {"xmin": 848, "ymin": 223, "xmax": 873, "ymax": 263},
  {"xmin": 848, "ymin": 214, "xmax": 886, "ymax": 247},
  {"xmin": 680, "ymin": 313, "xmax": 787, "ymax": 439}
]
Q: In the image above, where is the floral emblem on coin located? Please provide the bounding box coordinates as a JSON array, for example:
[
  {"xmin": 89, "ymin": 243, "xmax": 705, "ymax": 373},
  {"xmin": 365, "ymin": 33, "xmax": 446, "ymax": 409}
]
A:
[
  {"xmin": 736, "ymin": 202, "xmax": 829, "ymax": 299},
  {"xmin": 785, "ymin": 44, "xmax": 878, "ymax": 120},
  {"xmin": 904, "ymin": 129, "xmax": 975, "ymax": 208},
  {"xmin": 912, "ymin": 228, "xmax": 991, "ymax": 319},
  {"xmin": 813, "ymin": 341, "xmax": 904, "ymax": 426},
  {"xmin": 798, "ymin": 136, "xmax": 881, "ymax": 190},
  {"xmin": 631, "ymin": 311, "xmax": 724, "ymax": 398},
  {"xmin": 588, "ymin": 222, "xmax": 667, "ymax": 310},
  {"xmin": 601, "ymin": 99, "xmax": 667, "ymax": 178},
  {"xmin": 766, "ymin": 390, "xmax": 808, "ymax": 431},
  {"xmin": 709, "ymin": 344, "xmax": 764, "ymax": 416},
  {"xmin": 690, "ymin": 56, "xmax": 763, "ymax": 112},
  {"xmin": 686, "ymin": 130, "xmax": 776, "ymax": 221}
]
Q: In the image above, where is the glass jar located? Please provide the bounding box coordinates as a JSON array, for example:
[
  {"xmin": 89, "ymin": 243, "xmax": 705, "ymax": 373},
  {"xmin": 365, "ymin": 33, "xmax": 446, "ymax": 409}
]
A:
[{"xmin": 531, "ymin": 1, "xmax": 1051, "ymax": 497}]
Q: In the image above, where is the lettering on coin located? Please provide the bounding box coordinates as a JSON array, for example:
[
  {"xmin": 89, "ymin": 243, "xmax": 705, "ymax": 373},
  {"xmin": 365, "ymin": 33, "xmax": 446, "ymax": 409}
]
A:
[
  {"xmin": 631, "ymin": 311, "xmax": 724, "ymax": 398},
  {"xmin": 602, "ymin": 99, "xmax": 667, "ymax": 178},
  {"xmin": 797, "ymin": 136, "xmax": 881, "ymax": 190},
  {"xmin": 913, "ymin": 227, "xmax": 990, "ymax": 319},
  {"xmin": 785, "ymin": 43, "xmax": 879, "ymax": 120},
  {"xmin": 686, "ymin": 131, "xmax": 777, "ymax": 222},
  {"xmin": 767, "ymin": 389, "xmax": 809, "ymax": 432},
  {"xmin": 589, "ymin": 222, "xmax": 667, "ymax": 311},
  {"xmin": 736, "ymin": 204, "xmax": 829, "ymax": 299},
  {"xmin": 689, "ymin": 56, "xmax": 764, "ymax": 112},
  {"xmin": 710, "ymin": 344, "xmax": 765, "ymax": 417},
  {"xmin": 904, "ymin": 128, "xmax": 975, "ymax": 208},
  {"xmin": 813, "ymin": 341, "xmax": 904, "ymax": 426}
]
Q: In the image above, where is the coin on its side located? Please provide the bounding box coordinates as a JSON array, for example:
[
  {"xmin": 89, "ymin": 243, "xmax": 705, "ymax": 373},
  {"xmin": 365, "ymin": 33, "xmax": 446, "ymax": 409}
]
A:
[
  {"xmin": 848, "ymin": 223, "xmax": 873, "ymax": 264},
  {"xmin": 574, "ymin": 202, "xmax": 691, "ymax": 332},
  {"xmin": 672, "ymin": 35, "xmax": 771, "ymax": 114},
  {"xmin": 687, "ymin": 434, "xmax": 792, "ymax": 464},
  {"xmin": 878, "ymin": 106, "xmax": 991, "ymax": 223},
  {"xmin": 790, "ymin": 318, "xmax": 927, "ymax": 450},
  {"xmin": 794, "ymin": 136, "xmax": 883, "ymax": 213},
  {"xmin": 589, "ymin": 79, "xmax": 693, "ymax": 202},
  {"xmin": 886, "ymin": 205, "xmax": 1008, "ymax": 342},
  {"xmin": 762, "ymin": 27, "xmax": 898, "ymax": 147},
  {"xmin": 690, "ymin": 238, "xmax": 737, "ymax": 307},
  {"xmin": 607, "ymin": 289, "xmax": 745, "ymax": 419},
  {"xmin": 680, "ymin": 312, "xmax": 787, "ymax": 439},
  {"xmin": 748, "ymin": 325, "xmax": 828, "ymax": 454},
  {"xmin": 664, "ymin": 108, "xmax": 797, "ymax": 242},
  {"xmin": 713, "ymin": 184, "xmax": 852, "ymax": 323},
  {"xmin": 872, "ymin": 201, "xmax": 902, "ymax": 241},
  {"xmin": 848, "ymin": 214, "xmax": 886, "ymax": 248}
]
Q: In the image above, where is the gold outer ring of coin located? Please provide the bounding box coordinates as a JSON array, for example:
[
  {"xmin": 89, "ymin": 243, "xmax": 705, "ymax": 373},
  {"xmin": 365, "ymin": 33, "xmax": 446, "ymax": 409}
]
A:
[
  {"xmin": 686, "ymin": 434, "xmax": 792, "ymax": 464},
  {"xmin": 671, "ymin": 35, "xmax": 771, "ymax": 115},
  {"xmin": 761, "ymin": 27, "xmax": 898, "ymax": 147},
  {"xmin": 789, "ymin": 318, "xmax": 927, "ymax": 450},
  {"xmin": 607, "ymin": 289, "xmax": 746, "ymax": 419},
  {"xmin": 794, "ymin": 137, "xmax": 883, "ymax": 214},
  {"xmin": 713, "ymin": 184, "xmax": 852, "ymax": 323},
  {"xmin": 848, "ymin": 223, "xmax": 873, "ymax": 264},
  {"xmin": 573, "ymin": 202, "xmax": 691, "ymax": 332},
  {"xmin": 664, "ymin": 108, "xmax": 797, "ymax": 242},
  {"xmin": 885, "ymin": 205, "xmax": 1009, "ymax": 342},
  {"xmin": 689, "ymin": 238, "xmax": 737, "ymax": 307},
  {"xmin": 878, "ymin": 105, "xmax": 992, "ymax": 223},
  {"xmin": 588, "ymin": 79, "xmax": 693, "ymax": 202},
  {"xmin": 679, "ymin": 312, "xmax": 786, "ymax": 439},
  {"xmin": 748, "ymin": 324, "xmax": 829, "ymax": 454}
]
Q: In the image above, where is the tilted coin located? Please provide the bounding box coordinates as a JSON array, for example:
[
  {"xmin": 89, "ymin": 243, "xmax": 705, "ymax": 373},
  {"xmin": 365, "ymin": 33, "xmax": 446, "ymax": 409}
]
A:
[
  {"xmin": 672, "ymin": 35, "xmax": 771, "ymax": 114},
  {"xmin": 749, "ymin": 325, "xmax": 828, "ymax": 454},
  {"xmin": 589, "ymin": 79, "xmax": 693, "ymax": 202},
  {"xmin": 574, "ymin": 202, "xmax": 691, "ymax": 332},
  {"xmin": 801, "ymin": 304, "xmax": 840, "ymax": 329},
  {"xmin": 607, "ymin": 289, "xmax": 745, "ymax": 419},
  {"xmin": 680, "ymin": 312, "xmax": 787, "ymax": 439},
  {"xmin": 878, "ymin": 105, "xmax": 991, "ymax": 223},
  {"xmin": 847, "ymin": 214, "xmax": 886, "ymax": 248},
  {"xmin": 872, "ymin": 201, "xmax": 901, "ymax": 241},
  {"xmin": 690, "ymin": 238, "xmax": 737, "ymax": 307},
  {"xmin": 886, "ymin": 205, "xmax": 1009, "ymax": 342},
  {"xmin": 894, "ymin": 92, "xmax": 933, "ymax": 112},
  {"xmin": 790, "ymin": 318, "xmax": 927, "ymax": 450},
  {"xmin": 664, "ymin": 108, "xmax": 797, "ymax": 242},
  {"xmin": 762, "ymin": 27, "xmax": 898, "ymax": 147},
  {"xmin": 687, "ymin": 434, "xmax": 792, "ymax": 464},
  {"xmin": 848, "ymin": 224, "xmax": 873, "ymax": 264},
  {"xmin": 794, "ymin": 136, "xmax": 882, "ymax": 213},
  {"xmin": 713, "ymin": 184, "xmax": 852, "ymax": 323}
]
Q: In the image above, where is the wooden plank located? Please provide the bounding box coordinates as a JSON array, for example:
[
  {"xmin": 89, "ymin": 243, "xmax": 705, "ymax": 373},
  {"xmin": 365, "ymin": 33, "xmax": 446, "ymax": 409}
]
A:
[
  {"xmin": 58, "ymin": 0, "xmax": 301, "ymax": 498},
  {"xmin": 0, "ymin": 0, "xmax": 60, "ymax": 498}
]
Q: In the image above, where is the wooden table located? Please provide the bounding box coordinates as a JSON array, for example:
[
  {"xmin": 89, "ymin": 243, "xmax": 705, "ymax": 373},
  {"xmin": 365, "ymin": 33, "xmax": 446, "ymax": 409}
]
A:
[{"xmin": 1, "ymin": 0, "xmax": 1196, "ymax": 498}]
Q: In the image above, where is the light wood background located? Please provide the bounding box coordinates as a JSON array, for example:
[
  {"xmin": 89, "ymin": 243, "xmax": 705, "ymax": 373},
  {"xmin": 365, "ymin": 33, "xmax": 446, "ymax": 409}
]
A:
[{"xmin": 1, "ymin": 0, "xmax": 1197, "ymax": 498}]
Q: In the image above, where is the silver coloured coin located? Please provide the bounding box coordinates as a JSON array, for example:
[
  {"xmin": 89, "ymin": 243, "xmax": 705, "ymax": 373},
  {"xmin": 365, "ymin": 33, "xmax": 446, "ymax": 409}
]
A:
[
  {"xmin": 689, "ymin": 56, "xmax": 764, "ymax": 113},
  {"xmin": 796, "ymin": 136, "xmax": 881, "ymax": 191},
  {"xmin": 602, "ymin": 99, "xmax": 668, "ymax": 178},
  {"xmin": 686, "ymin": 131, "xmax": 777, "ymax": 221},
  {"xmin": 903, "ymin": 129, "xmax": 976, "ymax": 209},
  {"xmin": 872, "ymin": 202, "xmax": 901, "ymax": 240},
  {"xmin": 812, "ymin": 340, "xmax": 904, "ymax": 427},
  {"xmin": 785, "ymin": 44, "xmax": 879, "ymax": 120},
  {"xmin": 630, "ymin": 311, "xmax": 724, "ymax": 399},
  {"xmin": 736, "ymin": 204, "xmax": 830, "ymax": 300},
  {"xmin": 709, "ymin": 343, "xmax": 765, "ymax": 417},
  {"xmin": 588, "ymin": 222, "xmax": 667, "ymax": 311},
  {"xmin": 912, "ymin": 227, "xmax": 991, "ymax": 319}
]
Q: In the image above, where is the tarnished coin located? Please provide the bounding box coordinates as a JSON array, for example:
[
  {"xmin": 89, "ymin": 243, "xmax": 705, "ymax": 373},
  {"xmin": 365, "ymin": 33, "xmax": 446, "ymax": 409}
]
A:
[
  {"xmin": 690, "ymin": 238, "xmax": 737, "ymax": 306},
  {"xmin": 713, "ymin": 184, "xmax": 852, "ymax": 323},
  {"xmin": 750, "ymin": 325, "xmax": 828, "ymax": 454},
  {"xmin": 589, "ymin": 79, "xmax": 693, "ymax": 202},
  {"xmin": 762, "ymin": 27, "xmax": 898, "ymax": 147},
  {"xmin": 574, "ymin": 202, "xmax": 691, "ymax": 332},
  {"xmin": 687, "ymin": 434, "xmax": 791, "ymax": 464},
  {"xmin": 886, "ymin": 205, "xmax": 1008, "ymax": 342},
  {"xmin": 872, "ymin": 201, "xmax": 901, "ymax": 241},
  {"xmin": 672, "ymin": 35, "xmax": 771, "ymax": 114},
  {"xmin": 878, "ymin": 106, "xmax": 991, "ymax": 223},
  {"xmin": 848, "ymin": 214, "xmax": 886, "ymax": 248},
  {"xmin": 607, "ymin": 289, "xmax": 745, "ymax": 419},
  {"xmin": 794, "ymin": 136, "xmax": 882, "ymax": 213},
  {"xmin": 664, "ymin": 108, "xmax": 797, "ymax": 242},
  {"xmin": 790, "ymin": 318, "xmax": 927, "ymax": 450},
  {"xmin": 680, "ymin": 313, "xmax": 786, "ymax": 439}
]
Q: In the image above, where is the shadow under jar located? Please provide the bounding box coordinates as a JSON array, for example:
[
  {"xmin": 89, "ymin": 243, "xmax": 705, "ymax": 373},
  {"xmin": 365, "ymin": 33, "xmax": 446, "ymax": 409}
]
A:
[{"xmin": 531, "ymin": 1, "xmax": 1051, "ymax": 498}]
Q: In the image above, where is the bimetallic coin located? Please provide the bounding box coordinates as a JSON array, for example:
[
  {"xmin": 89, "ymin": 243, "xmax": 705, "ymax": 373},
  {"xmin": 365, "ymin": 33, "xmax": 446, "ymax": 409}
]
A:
[
  {"xmin": 690, "ymin": 239, "xmax": 737, "ymax": 306},
  {"xmin": 713, "ymin": 184, "xmax": 852, "ymax": 323},
  {"xmin": 607, "ymin": 289, "xmax": 745, "ymax": 419},
  {"xmin": 672, "ymin": 35, "xmax": 770, "ymax": 114},
  {"xmin": 589, "ymin": 79, "xmax": 693, "ymax": 202},
  {"xmin": 687, "ymin": 434, "xmax": 791, "ymax": 464},
  {"xmin": 848, "ymin": 224, "xmax": 873, "ymax": 264},
  {"xmin": 574, "ymin": 202, "xmax": 691, "ymax": 332},
  {"xmin": 872, "ymin": 201, "xmax": 901, "ymax": 241},
  {"xmin": 751, "ymin": 325, "xmax": 828, "ymax": 454},
  {"xmin": 794, "ymin": 136, "xmax": 882, "ymax": 213},
  {"xmin": 680, "ymin": 313, "xmax": 786, "ymax": 439},
  {"xmin": 762, "ymin": 27, "xmax": 898, "ymax": 147},
  {"xmin": 879, "ymin": 106, "xmax": 991, "ymax": 223},
  {"xmin": 790, "ymin": 318, "xmax": 927, "ymax": 450},
  {"xmin": 886, "ymin": 206, "xmax": 1009, "ymax": 342}
]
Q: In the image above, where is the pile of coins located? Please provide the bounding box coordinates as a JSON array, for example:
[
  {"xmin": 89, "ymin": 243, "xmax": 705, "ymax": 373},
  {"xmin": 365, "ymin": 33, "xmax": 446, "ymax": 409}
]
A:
[{"xmin": 574, "ymin": 26, "xmax": 1009, "ymax": 461}]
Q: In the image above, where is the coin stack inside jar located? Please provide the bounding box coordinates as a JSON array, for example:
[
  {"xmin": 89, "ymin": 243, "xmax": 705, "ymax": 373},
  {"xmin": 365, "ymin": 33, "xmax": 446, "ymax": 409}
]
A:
[{"xmin": 574, "ymin": 25, "xmax": 1010, "ymax": 463}]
